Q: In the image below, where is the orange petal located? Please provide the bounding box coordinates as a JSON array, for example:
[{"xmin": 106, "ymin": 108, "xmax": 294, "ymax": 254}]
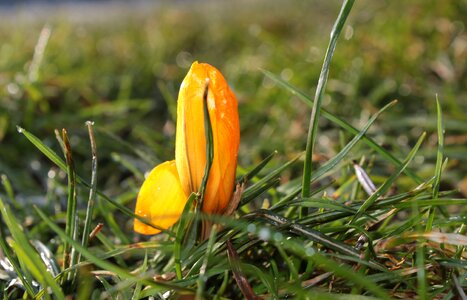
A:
[
  {"xmin": 134, "ymin": 160, "xmax": 188, "ymax": 235},
  {"xmin": 175, "ymin": 61, "xmax": 240, "ymax": 214}
]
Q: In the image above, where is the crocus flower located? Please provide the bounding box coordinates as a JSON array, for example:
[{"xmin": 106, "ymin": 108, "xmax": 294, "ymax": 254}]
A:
[{"xmin": 134, "ymin": 62, "xmax": 240, "ymax": 235}]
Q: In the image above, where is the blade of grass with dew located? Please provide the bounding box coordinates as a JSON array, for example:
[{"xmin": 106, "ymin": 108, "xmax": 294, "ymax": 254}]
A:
[
  {"xmin": 351, "ymin": 132, "xmax": 427, "ymax": 223},
  {"xmin": 426, "ymin": 96, "xmax": 444, "ymax": 231},
  {"xmin": 17, "ymin": 126, "xmax": 67, "ymax": 170},
  {"xmin": 17, "ymin": 126, "xmax": 167, "ymax": 234},
  {"xmin": 302, "ymin": 0, "xmax": 355, "ymax": 203},
  {"xmin": 0, "ymin": 197, "xmax": 65, "ymax": 299},
  {"xmin": 262, "ymin": 70, "xmax": 423, "ymax": 184}
]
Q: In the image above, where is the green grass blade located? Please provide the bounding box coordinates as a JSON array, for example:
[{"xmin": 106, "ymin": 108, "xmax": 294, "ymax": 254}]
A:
[
  {"xmin": 308, "ymin": 100, "xmax": 397, "ymax": 186},
  {"xmin": 245, "ymin": 210, "xmax": 386, "ymax": 270},
  {"xmin": 199, "ymin": 79, "xmax": 214, "ymax": 208},
  {"xmin": 61, "ymin": 129, "xmax": 78, "ymax": 279},
  {"xmin": 130, "ymin": 251, "xmax": 147, "ymax": 300},
  {"xmin": 0, "ymin": 197, "xmax": 65, "ymax": 299},
  {"xmin": 241, "ymin": 153, "xmax": 301, "ymax": 206},
  {"xmin": 262, "ymin": 70, "xmax": 422, "ymax": 184},
  {"xmin": 196, "ymin": 225, "xmax": 218, "ymax": 300},
  {"xmin": 302, "ymin": 0, "xmax": 355, "ymax": 200},
  {"xmin": 311, "ymin": 254, "xmax": 391, "ymax": 299},
  {"xmin": 237, "ymin": 150, "xmax": 277, "ymax": 183},
  {"xmin": 0, "ymin": 199, "xmax": 36, "ymax": 296},
  {"xmin": 96, "ymin": 127, "xmax": 157, "ymax": 165},
  {"xmin": 433, "ymin": 96, "xmax": 444, "ymax": 199},
  {"xmin": 17, "ymin": 126, "xmax": 67, "ymax": 170},
  {"xmin": 351, "ymin": 132, "xmax": 427, "ymax": 223},
  {"xmin": 81, "ymin": 121, "xmax": 98, "ymax": 251},
  {"xmin": 174, "ymin": 193, "xmax": 197, "ymax": 280},
  {"xmin": 34, "ymin": 206, "xmax": 130, "ymax": 277},
  {"xmin": 0, "ymin": 174, "xmax": 21, "ymax": 210},
  {"xmin": 18, "ymin": 126, "xmax": 165, "ymax": 234},
  {"xmin": 426, "ymin": 97, "xmax": 444, "ymax": 231},
  {"xmin": 34, "ymin": 205, "xmax": 177, "ymax": 294}
]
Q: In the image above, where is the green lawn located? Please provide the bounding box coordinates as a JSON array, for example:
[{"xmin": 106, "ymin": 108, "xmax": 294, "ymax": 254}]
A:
[{"xmin": 0, "ymin": 0, "xmax": 466, "ymax": 298}]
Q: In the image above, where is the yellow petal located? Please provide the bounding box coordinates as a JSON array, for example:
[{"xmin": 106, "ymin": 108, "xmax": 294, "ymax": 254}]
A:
[
  {"xmin": 134, "ymin": 160, "xmax": 187, "ymax": 235},
  {"xmin": 175, "ymin": 61, "xmax": 240, "ymax": 214}
]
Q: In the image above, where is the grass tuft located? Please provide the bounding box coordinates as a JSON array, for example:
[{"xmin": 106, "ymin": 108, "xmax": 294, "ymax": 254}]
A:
[{"xmin": 0, "ymin": 0, "xmax": 465, "ymax": 299}]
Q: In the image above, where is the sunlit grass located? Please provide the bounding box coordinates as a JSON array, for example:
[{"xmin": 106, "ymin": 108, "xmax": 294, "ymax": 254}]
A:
[{"xmin": 0, "ymin": 0, "xmax": 466, "ymax": 298}]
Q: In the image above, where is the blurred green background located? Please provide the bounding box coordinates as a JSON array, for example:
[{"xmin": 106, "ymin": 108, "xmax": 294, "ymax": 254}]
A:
[{"xmin": 0, "ymin": 0, "xmax": 465, "ymax": 205}]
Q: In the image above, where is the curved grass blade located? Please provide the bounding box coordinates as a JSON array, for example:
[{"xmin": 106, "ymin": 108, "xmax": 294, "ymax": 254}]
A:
[
  {"xmin": 17, "ymin": 126, "xmax": 169, "ymax": 235},
  {"xmin": 272, "ymin": 179, "xmax": 334, "ymax": 210},
  {"xmin": 302, "ymin": 0, "xmax": 355, "ymax": 201},
  {"xmin": 301, "ymin": 186, "xmax": 431, "ymax": 226},
  {"xmin": 241, "ymin": 153, "xmax": 302, "ymax": 206},
  {"xmin": 310, "ymin": 253, "xmax": 391, "ymax": 299},
  {"xmin": 196, "ymin": 225, "xmax": 218, "ymax": 300},
  {"xmin": 244, "ymin": 210, "xmax": 385, "ymax": 271},
  {"xmin": 308, "ymin": 100, "xmax": 397, "ymax": 186},
  {"xmin": 130, "ymin": 251, "xmax": 147, "ymax": 300},
  {"xmin": 0, "ymin": 200, "xmax": 36, "ymax": 296},
  {"xmin": 351, "ymin": 132, "xmax": 426, "ymax": 223},
  {"xmin": 174, "ymin": 193, "xmax": 197, "ymax": 280},
  {"xmin": 0, "ymin": 198, "xmax": 65, "ymax": 299},
  {"xmin": 288, "ymin": 198, "xmax": 359, "ymax": 214},
  {"xmin": 426, "ymin": 96, "xmax": 444, "ymax": 231},
  {"xmin": 262, "ymin": 70, "xmax": 422, "ymax": 184},
  {"xmin": 34, "ymin": 206, "xmax": 188, "ymax": 293},
  {"xmin": 237, "ymin": 150, "xmax": 277, "ymax": 184}
]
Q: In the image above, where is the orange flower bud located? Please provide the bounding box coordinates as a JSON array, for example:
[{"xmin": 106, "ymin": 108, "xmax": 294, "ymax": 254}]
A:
[
  {"xmin": 175, "ymin": 62, "xmax": 240, "ymax": 214},
  {"xmin": 134, "ymin": 62, "xmax": 240, "ymax": 234}
]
